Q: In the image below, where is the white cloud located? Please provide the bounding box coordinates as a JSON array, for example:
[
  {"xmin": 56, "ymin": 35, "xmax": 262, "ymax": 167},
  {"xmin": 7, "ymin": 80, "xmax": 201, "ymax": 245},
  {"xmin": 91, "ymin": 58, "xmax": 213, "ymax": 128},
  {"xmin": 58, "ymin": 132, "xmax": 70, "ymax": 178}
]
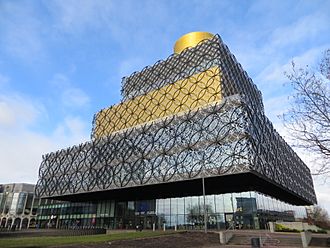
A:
[
  {"xmin": 271, "ymin": 11, "xmax": 329, "ymax": 48},
  {"xmin": 61, "ymin": 88, "xmax": 90, "ymax": 108},
  {"xmin": 263, "ymin": 95, "xmax": 289, "ymax": 123},
  {"xmin": 255, "ymin": 46, "xmax": 328, "ymax": 141},
  {"xmin": 233, "ymin": 6, "xmax": 330, "ymax": 80},
  {"xmin": 0, "ymin": 92, "xmax": 89, "ymax": 184},
  {"xmin": 44, "ymin": 0, "xmax": 113, "ymax": 33},
  {"xmin": 52, "ymin": 116, "xmax": 90, "ymax": 147},
  {"xmin": 0, "ymin": 94, "xmax": 44, "ymax": 128},
  {"xmin": 50, "ymin": 73, "xmax": 90, "ymax": 108},
  {"xmin": 118, "ymin": 57, "xmax": 146, "ymax": 79},
  {"xmin": 256, "ymin": 46, "xmax": 327, "ymax": 89},
  {"xmin": 0, "ymin": 1, "xmax": 45, "ymax": 62},
  {"xmin": 43, "ymin": 0, "xmax": 172, "ymax": 53}
]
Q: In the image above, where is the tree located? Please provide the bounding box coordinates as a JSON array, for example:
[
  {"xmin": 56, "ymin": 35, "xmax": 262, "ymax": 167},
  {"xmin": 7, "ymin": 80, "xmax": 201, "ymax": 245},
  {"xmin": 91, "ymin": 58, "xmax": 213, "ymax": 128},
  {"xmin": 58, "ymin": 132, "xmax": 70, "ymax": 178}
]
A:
[
  {"xmin": 186, "ymin": 203, "xmax": 214, "ymax": 224},
  {"xmin": 282, "ymin": 49, "xmax": 330, "ymax": 176},
  {"xmin": 306, "ymin": 205, "xmax": 330, "ymax": 229}
]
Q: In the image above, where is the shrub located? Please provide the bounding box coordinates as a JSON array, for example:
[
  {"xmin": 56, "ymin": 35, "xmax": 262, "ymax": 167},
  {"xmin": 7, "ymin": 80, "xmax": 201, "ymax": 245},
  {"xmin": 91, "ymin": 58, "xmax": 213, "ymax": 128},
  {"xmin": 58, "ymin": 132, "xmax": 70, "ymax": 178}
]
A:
[{"xmin": 275, "ymin": 223, "xmax": 300, "ymax": 233}]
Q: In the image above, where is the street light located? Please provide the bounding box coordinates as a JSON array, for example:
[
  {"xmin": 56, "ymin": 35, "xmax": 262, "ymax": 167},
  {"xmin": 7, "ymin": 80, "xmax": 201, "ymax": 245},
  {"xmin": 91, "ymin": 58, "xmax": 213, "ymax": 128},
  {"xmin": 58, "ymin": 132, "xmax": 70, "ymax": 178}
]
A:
[{"xmin": 202, "ymin": 176, "xmax": 207, "ymax": 233}]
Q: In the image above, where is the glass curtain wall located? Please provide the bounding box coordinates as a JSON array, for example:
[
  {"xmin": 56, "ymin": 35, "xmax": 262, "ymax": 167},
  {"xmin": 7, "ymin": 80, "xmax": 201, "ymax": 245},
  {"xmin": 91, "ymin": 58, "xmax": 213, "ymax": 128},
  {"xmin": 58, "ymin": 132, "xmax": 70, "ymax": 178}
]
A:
[
  {"xmin": 4, "ymin": 193, "xmax": 13, "ymax": 214},
  {"xmin": 16, "ymin": 192, "xmax": 27, "ymax": 215},
  {"xmin": 36, "ymin": 191, "xmax": 308, "ymax": 230},
  {"xmin": 0, "ymin": 193, "xmax": 5, "ymax": 214}
]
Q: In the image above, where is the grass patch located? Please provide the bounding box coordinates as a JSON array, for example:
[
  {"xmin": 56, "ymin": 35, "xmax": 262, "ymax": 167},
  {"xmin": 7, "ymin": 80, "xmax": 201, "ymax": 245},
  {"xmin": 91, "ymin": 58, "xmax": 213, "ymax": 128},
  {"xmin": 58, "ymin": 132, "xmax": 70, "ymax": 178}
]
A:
[{"xmin": 0, "ymin": 231, "xmax": 179, "ymax": 248}]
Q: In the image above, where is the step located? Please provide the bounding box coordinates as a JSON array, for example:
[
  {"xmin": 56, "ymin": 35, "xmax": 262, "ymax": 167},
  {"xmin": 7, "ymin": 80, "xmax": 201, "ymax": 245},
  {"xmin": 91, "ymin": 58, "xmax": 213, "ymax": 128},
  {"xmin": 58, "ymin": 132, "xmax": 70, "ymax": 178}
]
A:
[{"xmin": 228, "ymin": 234, "xmax": 302, "ymax": 247}]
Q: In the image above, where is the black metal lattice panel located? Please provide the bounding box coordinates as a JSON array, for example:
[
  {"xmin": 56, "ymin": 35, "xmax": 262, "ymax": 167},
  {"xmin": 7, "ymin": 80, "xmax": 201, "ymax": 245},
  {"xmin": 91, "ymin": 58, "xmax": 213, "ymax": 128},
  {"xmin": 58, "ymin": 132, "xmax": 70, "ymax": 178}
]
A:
[
  {"xmin": 246, "ymin": 106, "xmax": 316, "ymax": 203},
  {"xmin": 92, "ymin": 35, "xmax": 264, "ymax": 139},
  {"xmin": 36, "ymin": 34, "xmax": 316, "ymax": 205},
  {"xmin": 36, "ymin": 97, "xmax": 251, "ymax": 198}
]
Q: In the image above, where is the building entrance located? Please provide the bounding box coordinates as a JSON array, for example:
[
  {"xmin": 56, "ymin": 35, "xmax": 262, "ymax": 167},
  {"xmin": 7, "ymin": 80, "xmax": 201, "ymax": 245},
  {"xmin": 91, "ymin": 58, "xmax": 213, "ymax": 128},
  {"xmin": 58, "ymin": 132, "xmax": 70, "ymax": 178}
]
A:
[
  {"xmin": 136, "ymin": 214, "xmax": 157, "ymax": 229},
  {"xmin": 224, "ymin": 213, "xmax": 234, "ymax": 229}
]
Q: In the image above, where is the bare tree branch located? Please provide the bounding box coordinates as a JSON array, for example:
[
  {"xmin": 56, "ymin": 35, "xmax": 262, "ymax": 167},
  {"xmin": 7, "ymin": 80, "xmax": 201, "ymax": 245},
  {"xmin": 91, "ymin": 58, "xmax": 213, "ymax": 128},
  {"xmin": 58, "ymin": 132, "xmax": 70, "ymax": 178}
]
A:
[{"xmin": 281, "ymin": 49, "xmax": 330, "ymax": 177}]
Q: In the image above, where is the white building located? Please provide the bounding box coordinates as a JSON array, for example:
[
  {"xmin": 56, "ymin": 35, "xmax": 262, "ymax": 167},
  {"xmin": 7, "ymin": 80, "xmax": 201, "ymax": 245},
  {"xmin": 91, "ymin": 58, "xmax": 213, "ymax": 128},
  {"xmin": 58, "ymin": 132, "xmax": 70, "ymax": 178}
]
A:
[{"xmin": 0, "ymin": 183, "xmax": 39, "ymax": 229}]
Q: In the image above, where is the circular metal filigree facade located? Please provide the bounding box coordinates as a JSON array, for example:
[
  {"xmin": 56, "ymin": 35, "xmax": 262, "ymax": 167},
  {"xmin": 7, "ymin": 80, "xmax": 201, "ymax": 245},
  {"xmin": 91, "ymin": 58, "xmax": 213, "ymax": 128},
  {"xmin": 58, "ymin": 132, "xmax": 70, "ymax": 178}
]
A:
[
  {"xmin": 35, "ymin": 35, "xmax": 317, "ymax": 205},
  {"xmin": 36, "ymin": 97, "xmax": 250, "ymax": 197}
]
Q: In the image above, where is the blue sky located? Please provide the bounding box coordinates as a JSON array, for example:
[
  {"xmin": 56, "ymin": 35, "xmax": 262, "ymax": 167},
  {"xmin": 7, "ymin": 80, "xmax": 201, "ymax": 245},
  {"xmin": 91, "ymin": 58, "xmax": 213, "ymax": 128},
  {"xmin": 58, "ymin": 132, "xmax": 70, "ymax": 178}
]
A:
[{"xmin": 0, "ymin": 0, "xmax": 329, "ymax": 211}]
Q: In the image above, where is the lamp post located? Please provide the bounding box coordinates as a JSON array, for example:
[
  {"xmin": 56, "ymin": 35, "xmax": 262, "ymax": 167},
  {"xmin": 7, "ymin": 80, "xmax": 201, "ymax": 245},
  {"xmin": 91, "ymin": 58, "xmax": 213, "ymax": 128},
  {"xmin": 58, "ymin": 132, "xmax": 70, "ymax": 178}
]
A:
[{"xmin": 202, "ymin": 177, "xmax": 207, "ymax": 233}]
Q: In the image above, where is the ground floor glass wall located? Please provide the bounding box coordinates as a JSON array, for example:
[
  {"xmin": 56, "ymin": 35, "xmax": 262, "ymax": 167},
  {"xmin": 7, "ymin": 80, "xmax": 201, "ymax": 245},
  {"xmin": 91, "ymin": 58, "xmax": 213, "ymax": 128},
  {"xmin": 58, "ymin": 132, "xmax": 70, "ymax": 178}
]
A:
[{"xmin": 36, "ymin": 191, "xmax": 307, "ymax": 230}]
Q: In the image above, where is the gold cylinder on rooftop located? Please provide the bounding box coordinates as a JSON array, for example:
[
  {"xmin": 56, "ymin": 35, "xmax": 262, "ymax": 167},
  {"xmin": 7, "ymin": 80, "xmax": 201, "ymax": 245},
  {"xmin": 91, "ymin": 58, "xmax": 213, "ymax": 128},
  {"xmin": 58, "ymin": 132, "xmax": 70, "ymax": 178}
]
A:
[{"xmin": 174, "ymin": 31, "xmax": 214, "ymax": 54}]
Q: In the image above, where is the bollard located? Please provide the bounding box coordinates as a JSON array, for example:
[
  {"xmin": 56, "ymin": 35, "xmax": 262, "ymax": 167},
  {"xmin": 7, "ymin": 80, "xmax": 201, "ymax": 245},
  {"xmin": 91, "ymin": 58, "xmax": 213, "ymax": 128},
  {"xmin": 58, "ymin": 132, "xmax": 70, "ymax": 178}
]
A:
[
  {"xmin": 175, "ymin": 225, "xmax": 177, "ymax": 231},
  {"xmin": 251, "ymin": 237, "xmax": 260, "ymax": 248},
  {"xmin": 163, "ymin": 223, "xmax": 166, "ymax": 231},
  {"xmin": 152, "ymin": 223, "xmax": 155, "ymax": 232},
  {"xmin": 326, "ymin": 238, "xmax": 330, "ymax": 247}
]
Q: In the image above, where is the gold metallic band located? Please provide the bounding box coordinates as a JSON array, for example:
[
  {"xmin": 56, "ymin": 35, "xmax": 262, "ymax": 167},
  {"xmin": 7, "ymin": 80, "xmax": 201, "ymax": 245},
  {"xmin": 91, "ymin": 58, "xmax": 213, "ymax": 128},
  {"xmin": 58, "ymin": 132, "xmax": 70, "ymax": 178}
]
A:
[{"xmin": 93, "ymin": 66, "xmax": 221, "ymax": 138}]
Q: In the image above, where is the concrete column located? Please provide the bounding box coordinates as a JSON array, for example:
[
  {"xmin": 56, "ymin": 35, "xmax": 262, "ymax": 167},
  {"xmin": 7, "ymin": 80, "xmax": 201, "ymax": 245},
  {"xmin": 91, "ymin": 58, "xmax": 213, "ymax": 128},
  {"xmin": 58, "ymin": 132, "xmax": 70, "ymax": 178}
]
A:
[
  {"xmin": 27, "ymin": 218, "xmax": 31, "ymax": 229},
  {"xmin": 301, "ymin": 231, "xmax": 312, "ymax": 248},
  {"xmin": 23, "ymin": 193, "xmax": 29, "ymax": 217},
  {"xmin": 56, "ymin": 217, "xmax": 59, "ymax": 229},
  {"xmin": 219, "ymin": 231, "xmax": 233, "ymax": 244},
  {"xmin": 268, "ymin": 222, "xmax": 275, "ymax": 233},
  {"xmin": 5, "ymin": 218, "xmax": 8, "ymax": 229}
]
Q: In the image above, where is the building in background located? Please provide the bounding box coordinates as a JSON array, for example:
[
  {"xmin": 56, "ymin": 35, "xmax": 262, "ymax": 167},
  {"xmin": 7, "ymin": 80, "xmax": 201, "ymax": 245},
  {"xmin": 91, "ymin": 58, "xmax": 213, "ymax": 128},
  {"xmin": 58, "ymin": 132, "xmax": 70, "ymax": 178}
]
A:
[
  {"xmin": 35, "ymin": 32, "xmax": 317, "ymax": 230},
  {"xmin": 0, "ymin": 183, "xmax": 39, "ymax": 229}
]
